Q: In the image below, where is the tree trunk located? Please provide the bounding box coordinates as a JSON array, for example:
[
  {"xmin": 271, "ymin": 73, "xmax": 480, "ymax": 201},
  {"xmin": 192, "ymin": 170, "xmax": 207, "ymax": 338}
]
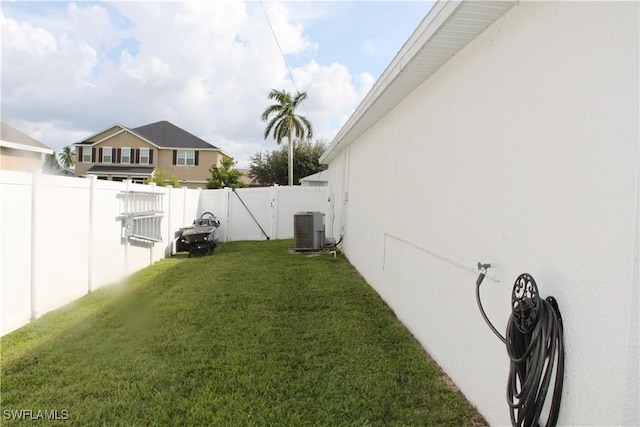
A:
[{"xmin": 287, "ymin": 134, "xmax": 294, "ymax": 186}]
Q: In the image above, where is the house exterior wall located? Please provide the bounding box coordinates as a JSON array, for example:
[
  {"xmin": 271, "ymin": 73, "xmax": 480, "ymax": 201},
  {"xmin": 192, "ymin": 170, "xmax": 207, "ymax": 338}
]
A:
[
  {"xmin": 74, "ymin": 133, "xmax": 157, "ymax": 177},
  {"xmin": 325, "ymin": 2, "xmax": 638, "ymax": 426},
  {"xmin": 156, "ymin": 149, "xmax": 224, "ymax": 188},
  {"xmin": 0, "ymin": 147, "xmax": 43, "ymax": 172},
  {"xmin": 85, "ymin": 125, "xmax": 124, "ymax": 142},
  {"xmin": 75, "ymin": 132, "xmax": 226, "ymax": 188}
]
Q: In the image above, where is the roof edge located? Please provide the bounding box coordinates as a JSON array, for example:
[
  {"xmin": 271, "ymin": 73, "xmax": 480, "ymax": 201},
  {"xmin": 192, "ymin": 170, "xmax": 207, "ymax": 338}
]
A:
[
  {"xmin": 320, "ymin": 0, "xmax": 516, "ymax": 164},
  {"xmin": 0, "ymin": 139, "xmax": 54, "ymax": 155}
]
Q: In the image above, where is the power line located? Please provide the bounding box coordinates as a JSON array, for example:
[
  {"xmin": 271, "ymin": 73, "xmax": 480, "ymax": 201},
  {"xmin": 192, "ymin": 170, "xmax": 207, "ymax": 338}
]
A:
[{"xmin": 258, "ymin": 0, "xmax": 311, "ymax": 118}]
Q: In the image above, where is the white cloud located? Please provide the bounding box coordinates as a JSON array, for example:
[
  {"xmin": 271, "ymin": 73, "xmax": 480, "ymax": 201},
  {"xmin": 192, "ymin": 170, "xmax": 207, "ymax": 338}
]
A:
[
  {"xmin": 291, "ymin": 60, "xmax": 375, "ymax": 141},
  {"xmin": 1, "ymin": 1, "xmax": 377, "ymax": 168},
  {"xmin": 1, "ymin": 14, "xmax": 57, "ymax": 56}
]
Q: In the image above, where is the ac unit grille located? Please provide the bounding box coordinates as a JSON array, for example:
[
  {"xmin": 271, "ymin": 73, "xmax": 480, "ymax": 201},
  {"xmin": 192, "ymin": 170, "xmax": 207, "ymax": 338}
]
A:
[{"xmin": 293, "ymin": 212, "xmax": 325, "ymax": 251}]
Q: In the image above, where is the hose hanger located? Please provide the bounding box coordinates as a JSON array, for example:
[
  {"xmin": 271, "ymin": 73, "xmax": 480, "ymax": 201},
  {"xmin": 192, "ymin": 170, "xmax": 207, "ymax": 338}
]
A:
[{"xmin": 476, "ymin": 266, "xmax": 565, "ymax": 427}]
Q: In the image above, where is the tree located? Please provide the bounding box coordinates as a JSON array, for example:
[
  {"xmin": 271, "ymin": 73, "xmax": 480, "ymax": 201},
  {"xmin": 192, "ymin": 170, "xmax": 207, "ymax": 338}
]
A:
[
  {"xmin": 44, "ymin": 151, "xmax": 60, "ymax": 171},
  {"xmin": 261, "ymin": 89, "xmax": 314, "ymax": 186},
  {"xmin": 145, "ymin": 168, "xmax": 180, "ymax": 187},
  {"xmin": 207, "ymin": 157, "xmax": 246, "ymax": 189},
  {"xmin": 249, "ymin": 140, "xmax": 327, "ymax": 186},
  {"xmin": 58, "ymin": 145, "xmax": 76, "ymax": 169}
]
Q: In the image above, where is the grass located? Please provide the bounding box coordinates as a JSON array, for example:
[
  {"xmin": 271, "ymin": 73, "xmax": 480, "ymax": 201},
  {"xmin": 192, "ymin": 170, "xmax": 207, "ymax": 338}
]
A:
[{"xmin": 1, "ymin": 240, "xmax": 486, "ymax": 426}]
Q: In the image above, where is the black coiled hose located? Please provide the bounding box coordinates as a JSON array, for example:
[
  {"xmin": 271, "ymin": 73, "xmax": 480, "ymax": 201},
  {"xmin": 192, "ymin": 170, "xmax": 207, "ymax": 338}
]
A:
[{"xmin": 476, "ymin": 272, "xmax": 565, "ymax": 427}]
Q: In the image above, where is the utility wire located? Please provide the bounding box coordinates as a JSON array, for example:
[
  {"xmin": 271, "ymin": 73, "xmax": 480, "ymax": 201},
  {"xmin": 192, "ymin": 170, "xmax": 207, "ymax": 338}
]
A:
[{"xmin": 258, "ymin": 0, "xmax": 311, "ymax": 118}]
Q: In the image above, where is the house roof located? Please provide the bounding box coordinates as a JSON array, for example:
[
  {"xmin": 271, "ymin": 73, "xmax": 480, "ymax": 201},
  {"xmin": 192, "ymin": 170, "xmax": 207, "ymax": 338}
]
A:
[
  {"xmin": 131, "ymin": 121, "xmax": 220, "ymax": 150},
  {"xmin": 320, "ymin": 0, "xmax": 516, "ymax": 164},
  {"xmin": 75, "ymin": 120, "xmax": 226, "ymax": 152},
  {"xmin": 0, "ymin": 121, "xmax": 54, "ymax": 155},
  {"xmin": 86, "ymin": 165, "xmax": 155, "ymax": 176},
  {"xmin": 299, "ymin": 170, "xmax": 329, "ymax": 184}
]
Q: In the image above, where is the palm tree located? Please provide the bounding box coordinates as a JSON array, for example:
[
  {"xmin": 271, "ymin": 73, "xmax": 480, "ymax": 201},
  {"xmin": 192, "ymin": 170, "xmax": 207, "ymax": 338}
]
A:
[
  {"xmin": 44, "ymin": 152, "xmax": 60, "ymax": 171},
  {"xmin": 261, "ymin": 89, "xmax": 313, "ymax": 186},
  {"xmin": 58, "ymin": 145, "xmax": 76, "ymax": 169}
]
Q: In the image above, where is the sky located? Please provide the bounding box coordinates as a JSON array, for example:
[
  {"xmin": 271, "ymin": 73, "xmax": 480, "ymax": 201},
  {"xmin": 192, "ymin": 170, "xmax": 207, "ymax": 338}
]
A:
[{"xmin": 1, "ymin": 1, "xmax": 434, "ymax": 168}]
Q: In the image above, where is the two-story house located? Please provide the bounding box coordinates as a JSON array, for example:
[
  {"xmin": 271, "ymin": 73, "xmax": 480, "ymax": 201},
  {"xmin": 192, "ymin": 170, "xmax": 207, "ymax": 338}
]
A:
[{"xmin": 74, "ymin": 121, "xmax": 231, "ymax": 188}]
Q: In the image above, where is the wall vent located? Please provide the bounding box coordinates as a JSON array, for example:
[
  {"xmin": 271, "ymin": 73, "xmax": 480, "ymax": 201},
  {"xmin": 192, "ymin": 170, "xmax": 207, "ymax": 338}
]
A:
[{"xmin": 293, "ymin": 211, "xmax": 325, "ymax": 251}]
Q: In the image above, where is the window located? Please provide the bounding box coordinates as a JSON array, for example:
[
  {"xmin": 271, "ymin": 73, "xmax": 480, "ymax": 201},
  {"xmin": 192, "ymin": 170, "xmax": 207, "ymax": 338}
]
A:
[
  {"xmin": 140, "ymin": 148, "xmax": 150, "ymax": 165},
  {"xmin": 83, "ymin": 148, "xmax": 92, "ymax": 163},
  {"xmin": 103, "ymin": 147, "xmax": 112, "ymax": 163},
  {"xmin": 177, "ymin": 150, "xmax": 195, "ymax": 166},
  {"xmin": 121, "ymin": 148, "xmax": 131, "ymax": 164},
  {"xmin": 131, "ymin": 177, "xmax": 146, "ymax": 184}
]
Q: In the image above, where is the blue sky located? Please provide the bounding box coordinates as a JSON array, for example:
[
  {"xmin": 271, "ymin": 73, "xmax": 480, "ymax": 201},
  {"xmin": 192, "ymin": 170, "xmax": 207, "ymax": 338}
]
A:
[{"xmin": 1, "ymin": 1, "xmax": 433, "ymax": 167}]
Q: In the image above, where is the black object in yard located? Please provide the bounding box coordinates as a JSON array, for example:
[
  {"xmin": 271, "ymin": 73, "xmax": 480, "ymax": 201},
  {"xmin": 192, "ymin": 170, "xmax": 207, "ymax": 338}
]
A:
[{"xmin": 175, "ymin": 212, "xmax": 221, "ymax": 257}]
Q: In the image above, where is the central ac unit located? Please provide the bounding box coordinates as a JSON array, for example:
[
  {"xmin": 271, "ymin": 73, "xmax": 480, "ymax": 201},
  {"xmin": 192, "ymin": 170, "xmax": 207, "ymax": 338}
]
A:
[{"xmin": 293, "ymin": 211, "xmax": 325, "ymax": 250}]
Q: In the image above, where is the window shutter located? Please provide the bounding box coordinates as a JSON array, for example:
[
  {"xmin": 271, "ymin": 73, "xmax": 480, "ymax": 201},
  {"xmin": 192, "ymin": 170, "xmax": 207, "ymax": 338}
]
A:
[
  {"xmin": 136, "ymin": 149, "xmax": 140, "ymax": 164},
  {"xmin": 78, "ymin": 147, "xmax": 83, "ymax": 161},
  {"xmin": 149, "ymin": 149, "xmax": 153, "ymax": 165},
  {"xmin": 92, "ymin": 148, "xmax": 97, "ymax": 163},
  {"xmin": 116, "ymin": 148, "xmax": 121, "ymax": 163},
  {"xmin": 195, "ymin": 151, "xmax": 199, "ymax": 166},
  {"xmin": 173, "ymin": 150, "xmax": 177, "ymax": 165}
]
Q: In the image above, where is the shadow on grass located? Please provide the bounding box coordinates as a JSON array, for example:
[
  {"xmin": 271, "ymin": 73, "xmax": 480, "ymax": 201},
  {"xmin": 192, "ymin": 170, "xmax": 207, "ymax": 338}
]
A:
[{"xmin": 1, "ymin": 240, "xmax": 487, "ymax": 426}]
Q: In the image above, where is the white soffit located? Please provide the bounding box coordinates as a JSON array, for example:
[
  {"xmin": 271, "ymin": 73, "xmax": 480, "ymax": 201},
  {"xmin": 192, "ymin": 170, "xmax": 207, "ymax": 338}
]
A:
[{"xmin": 320, "ymin": 0, "xmax": 516, "ymax": 163}]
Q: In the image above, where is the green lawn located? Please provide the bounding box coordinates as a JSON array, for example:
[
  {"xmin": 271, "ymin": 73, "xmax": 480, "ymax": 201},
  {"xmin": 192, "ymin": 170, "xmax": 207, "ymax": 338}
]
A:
[{"xmin": 1, "ymin": 240, "xmax": 486, "ymax": 426}]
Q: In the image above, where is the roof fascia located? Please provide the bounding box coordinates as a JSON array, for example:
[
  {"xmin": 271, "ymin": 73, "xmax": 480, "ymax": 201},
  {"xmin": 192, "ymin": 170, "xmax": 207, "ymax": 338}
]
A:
[
  {"xmin": 72, "ymin": 124, "xmax": 128, "ymax": 146},
  {"xmin": 102, "ymin": 128, "xmax": 162, "ymax": 149},
  {"xmin": 320, "ymin": 0, "xmax": 516, "ymax": 164},
  {"xmin": 0, "ymin": 139, "xmax": 54, "ymax": 155},
  {"xmin": 73, "ymin": 123, "xmax": 231, "ymax": 153}
]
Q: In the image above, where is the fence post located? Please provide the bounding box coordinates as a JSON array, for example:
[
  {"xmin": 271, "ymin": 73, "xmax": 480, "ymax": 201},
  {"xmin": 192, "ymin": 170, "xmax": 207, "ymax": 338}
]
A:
[
  {"xmin": 225, "ymin": 187, "xmax": 231, "ymax": 242},
  {"xmin": 166, "ymin": 185, "xmax": 173, "ymax": 257},
  {"xmin": 124, "ymin": 180, "xmax": 131, "ymax": 274},
  {"xmin": 271, "ymin": 185, "xmax": 279, "ymax": 239},
  {"xmin": 30, "ymin": 169, "xmax": 41, "ymax": 320},
  {"xmin": 182, "ymin": 186, "xmax": 187, "ymax": 227},
  {"xmin": 149, "ymin": 183, "xmax": 156, "ymax": 266},
  {"xmin": 88, "ymin": 175, "xmax": 96, "ymax": 293}
]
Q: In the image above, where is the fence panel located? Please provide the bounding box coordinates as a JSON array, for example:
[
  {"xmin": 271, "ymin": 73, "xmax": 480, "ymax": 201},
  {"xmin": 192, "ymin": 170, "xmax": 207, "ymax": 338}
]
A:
[
  {"xmin": 227, "ymin": 187, "xmax": 273, "ymax": 241},
  {"xmin": 2, "ymin": 174, "xmax": 330, "ymax": 336},
  {"xmin": 91, "ymin": 179, "xmax": 129, "ymax": 289},
  {"xmin": 0, "ymin": 172, "xmax": 202, "ymax": 336},
  {"xmin": 274, "ymin": 186, "xmax": 330, "ymax": 239},
  {"xmin": 1, "ymin": 171, "xmax": 33, "ymax": 334},
  {"xmin": 196, "ymin": 186, "xmax": 331, "ymax": 242},
  {"xmin": 34, "ymin": 175, "xmax": 91, "ymax": 316},
  {"xmin": 197, "ymin": 188, "xmax": 229, "ymax": 241}
]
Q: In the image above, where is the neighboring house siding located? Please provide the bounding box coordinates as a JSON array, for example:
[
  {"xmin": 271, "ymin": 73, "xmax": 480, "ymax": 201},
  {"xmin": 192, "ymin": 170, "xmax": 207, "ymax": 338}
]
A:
[
  {"xmin": 324, "ymin": 2, "xmax": 638, "ymax": 427},
  {"xmin": 75, "ymin": 139, "xmax": 156, "ymax": 177},
  {"xmin": 86, "ymin": 126, "xmax": 124, "ymax": 143},
  {"xmin": 157, "ymin": 149, "xmax": 222, "ymax": 185},
  {"xmin": 0, "ymin": 147, "xmax": 43, "ymax": 171},
  {"xmin": 74, "ymin": 122, "xmax": 231, "ymax": 188}
]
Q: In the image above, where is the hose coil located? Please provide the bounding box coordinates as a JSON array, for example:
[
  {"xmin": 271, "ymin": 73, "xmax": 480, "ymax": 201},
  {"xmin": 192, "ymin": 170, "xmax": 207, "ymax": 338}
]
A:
[{"xmin": 477, "ymin": 272, "xmax": 565, "ymax": 427}]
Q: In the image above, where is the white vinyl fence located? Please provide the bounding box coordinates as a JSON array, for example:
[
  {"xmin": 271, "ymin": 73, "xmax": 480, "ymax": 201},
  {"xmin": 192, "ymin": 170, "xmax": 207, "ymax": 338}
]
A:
[
  {"xmin": 0, "ymin": 170, "xmax": 200, "ymax": 336},
  {"xmin": 197, "ymin": 186, "xmax": 331, "ymax": 242},
  {"xmin": 1, "ymin": 171, "xmax": 330, "ymax": 336}
]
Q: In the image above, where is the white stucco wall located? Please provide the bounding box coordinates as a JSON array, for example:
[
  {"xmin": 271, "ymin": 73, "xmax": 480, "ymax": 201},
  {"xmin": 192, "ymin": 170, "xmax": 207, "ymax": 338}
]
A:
[{"xmin": 326, "ymin": 2, "xmax": 639, "ymax": 426}]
